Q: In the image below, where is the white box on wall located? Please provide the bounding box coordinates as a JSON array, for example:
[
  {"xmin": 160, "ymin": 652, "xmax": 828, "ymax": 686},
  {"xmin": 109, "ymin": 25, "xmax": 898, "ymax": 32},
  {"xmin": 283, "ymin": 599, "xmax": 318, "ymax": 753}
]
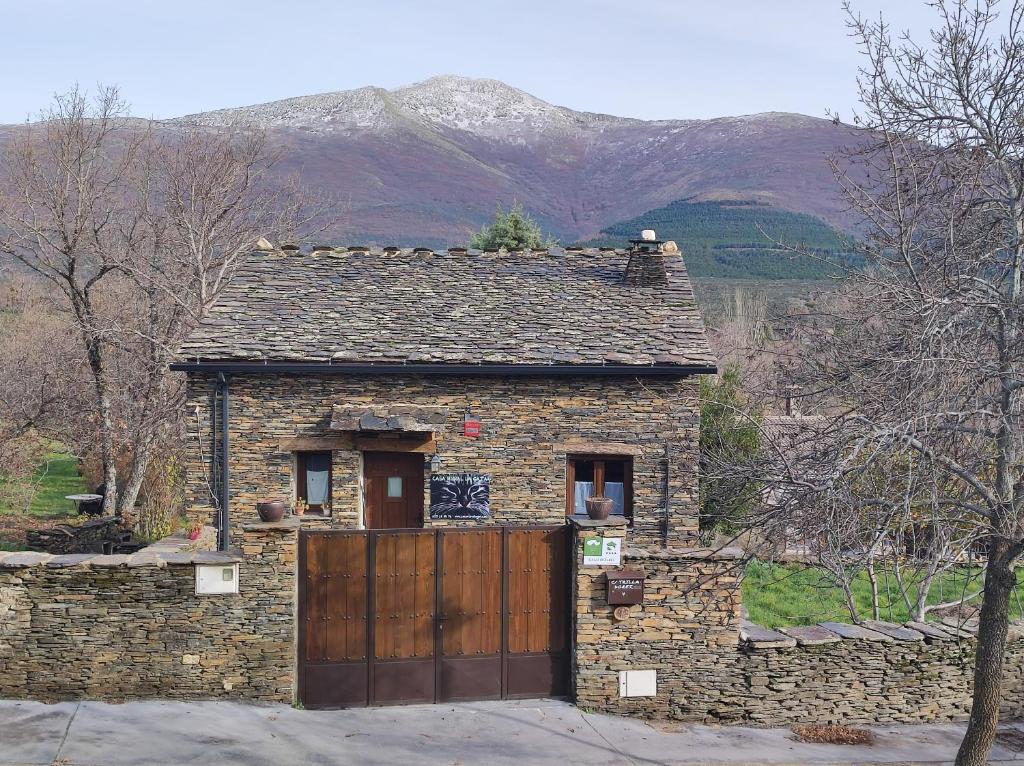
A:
[
  {"xmin": 619, "ymin": 669, "xmax": 657, "ymax": 698},
  {"xmin": 195, "ymin": 564, "xmax": 239, "ymax": 595}
]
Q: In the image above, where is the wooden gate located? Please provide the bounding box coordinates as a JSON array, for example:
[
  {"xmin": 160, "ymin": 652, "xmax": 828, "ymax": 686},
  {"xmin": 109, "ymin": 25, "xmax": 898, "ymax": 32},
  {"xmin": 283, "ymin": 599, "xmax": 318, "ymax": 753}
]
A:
[{"xmin": 298, "ymin": 525, "xmax": 570, "ymax": 708}]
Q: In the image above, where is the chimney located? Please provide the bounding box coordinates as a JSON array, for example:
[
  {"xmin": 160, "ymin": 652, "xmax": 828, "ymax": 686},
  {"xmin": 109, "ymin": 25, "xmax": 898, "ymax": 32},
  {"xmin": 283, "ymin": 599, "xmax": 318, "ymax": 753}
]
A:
[{"xmin": 623, "ymin": 229, "xmax": 669, "ymax": 286}]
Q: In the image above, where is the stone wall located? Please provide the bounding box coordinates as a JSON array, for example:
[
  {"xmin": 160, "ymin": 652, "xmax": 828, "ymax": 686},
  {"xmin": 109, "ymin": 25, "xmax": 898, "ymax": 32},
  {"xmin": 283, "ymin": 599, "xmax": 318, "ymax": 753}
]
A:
[
  {"xmin": 184, "ymin": 373, "xmax": 701, "ymax": 548},
  {"xmin": 0, "ymin": 521, "xmax": 296, "ymax": 702},
  {"xmin": 572, "ymin": 522, "xmax": 1024, "ymax": 725},
  {"xmin": 574, "ymin": 521, "xmax": 745, "ymax": 720}
]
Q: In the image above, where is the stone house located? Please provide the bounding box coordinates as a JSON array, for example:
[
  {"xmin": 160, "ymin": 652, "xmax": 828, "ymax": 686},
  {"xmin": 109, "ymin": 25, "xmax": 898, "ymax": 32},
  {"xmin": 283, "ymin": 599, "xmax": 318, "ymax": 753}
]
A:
[{"xmin": 170, "ymin": 235, "xmax": 718, "ymax": 706}]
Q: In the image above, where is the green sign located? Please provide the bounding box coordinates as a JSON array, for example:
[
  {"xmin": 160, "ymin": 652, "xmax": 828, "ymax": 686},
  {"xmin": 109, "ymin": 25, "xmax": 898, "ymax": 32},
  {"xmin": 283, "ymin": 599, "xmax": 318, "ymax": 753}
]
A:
[{"xmin": 583, "ymin": 536, "xmax": 622, "ymax": 566}]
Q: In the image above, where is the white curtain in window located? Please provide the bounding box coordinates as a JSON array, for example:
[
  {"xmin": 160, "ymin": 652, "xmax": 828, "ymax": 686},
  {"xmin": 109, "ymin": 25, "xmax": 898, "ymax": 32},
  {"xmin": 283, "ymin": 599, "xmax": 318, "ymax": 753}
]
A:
[
  {"xmin": 605, "ymin": 482, "xmax": 625, "ymax": 516},
  {"xmin": 305, "ymin": 454, "xmax": 330, "ymax": 506},
  {"xmin": 573, "ymin": 481, "xmax": 595, "ymax": 514}
]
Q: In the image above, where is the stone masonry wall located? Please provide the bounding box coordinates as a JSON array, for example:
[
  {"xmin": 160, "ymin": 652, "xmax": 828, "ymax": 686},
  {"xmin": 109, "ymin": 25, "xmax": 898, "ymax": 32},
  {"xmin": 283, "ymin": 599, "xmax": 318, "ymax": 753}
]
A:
[
  {"xmin": 573, "ymin": 523, "xmax": 1024, "ymax": 725},
  {"xmin": 184, "ymin": 373, "xmax": 701, "ymax": 548},
  {"xmin": 0, "ymin": 522, "xmax": 296, "ymax": 702}
]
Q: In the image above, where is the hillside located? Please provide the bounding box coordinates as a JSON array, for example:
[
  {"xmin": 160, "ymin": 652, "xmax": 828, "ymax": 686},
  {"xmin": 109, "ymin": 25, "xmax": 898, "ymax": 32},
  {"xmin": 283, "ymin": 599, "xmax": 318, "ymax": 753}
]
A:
[
  {"xmin": 156, "ymin": 76, "xmax": 867, "ymax": 245},
  {"xmin": 0, "ymin": 76, "xmax": 869, "ymax": 254},
  {"xmin": 580, "ymin": 199, "xmax": 857, "ymax": 279}
]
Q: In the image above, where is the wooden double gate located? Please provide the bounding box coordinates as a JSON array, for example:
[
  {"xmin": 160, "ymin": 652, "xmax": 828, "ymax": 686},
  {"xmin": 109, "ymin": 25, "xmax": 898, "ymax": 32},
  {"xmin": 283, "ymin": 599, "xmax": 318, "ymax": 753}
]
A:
[{"xmin": 298, "ymin": 525, "xmax": 570, "ymax": 708}]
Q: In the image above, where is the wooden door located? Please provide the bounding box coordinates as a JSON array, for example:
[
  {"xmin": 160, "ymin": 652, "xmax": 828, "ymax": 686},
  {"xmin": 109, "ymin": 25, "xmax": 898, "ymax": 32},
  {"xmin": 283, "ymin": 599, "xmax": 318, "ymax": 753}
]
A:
[
  {"xmin": 371, "ymin": 530, "xmax": 436, "ymax": 704},
  {"xmin": 299, "ymin": 532, "xmax": 370, "ymax": 708},
  {"xmin": 363, "ymin": 452, "xmax": 424, "ymax": 529},
  {"xmin": 438, "ymin": 529, "xmax": 503, "ymax": 701},
  {"xmin": 298, "ymin": 526, "xmax": 570, "ymax": 709},
  {"xmin": 505, "ymin": 527, "xmax": 570, "ymax": 698}
]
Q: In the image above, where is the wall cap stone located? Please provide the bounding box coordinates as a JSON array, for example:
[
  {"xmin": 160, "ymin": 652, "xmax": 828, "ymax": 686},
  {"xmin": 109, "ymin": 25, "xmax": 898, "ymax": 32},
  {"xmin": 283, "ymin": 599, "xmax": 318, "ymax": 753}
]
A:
[
  {"xmin": 778, "ymin": 625, "xmax": 842, "ymax": 645},
  {"xmin": 0, "ymin": 551, "xmax": 53, "ymax": 568},
  {"xmin": 624, "ymin": 545, "xmax": 744, "ymax": 561},
  {"xmin": 743, "ymin": 619, "xmax": 1024, "ymax": 649},
  {"xmin": 817, "ymin": 622, "xmax": 894, "ymax": 642},
  {"xmin": 0, "ymin": 548, "xmax": 243, "ymax": 571},
  {"xmin": 863, "ymin": 620, "xmax": 925, "ymax": 641},
  {"xmin": 741, "ymin": 621, "xmax": 797, "ymax": 648},
  {"xmin": 241, "ymin": 518, "xmax": 301, "ymax": 532},
  {"xmin": 571, "ymin": 517, "xmax": 629, "ymax": 529}
]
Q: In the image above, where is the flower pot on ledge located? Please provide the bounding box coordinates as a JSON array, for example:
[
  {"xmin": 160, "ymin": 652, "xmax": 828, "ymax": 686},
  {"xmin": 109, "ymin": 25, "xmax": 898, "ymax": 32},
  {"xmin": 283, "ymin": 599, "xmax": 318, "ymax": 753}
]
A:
[
  {"xmin": 585, "ymin": 496, "xmax": 613, "ymax": 520},
  {"xmin": 256, "ymin": 499, "xmax": 287, "ymax": 523}
]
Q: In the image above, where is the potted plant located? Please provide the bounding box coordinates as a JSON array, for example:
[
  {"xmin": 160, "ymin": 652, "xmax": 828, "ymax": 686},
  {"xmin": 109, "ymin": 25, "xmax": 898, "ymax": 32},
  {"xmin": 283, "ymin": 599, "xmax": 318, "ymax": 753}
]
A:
[
  {"xmin": 256, "ymin": 498, "xmax": 287, "ymax": 522},
  {"xmin": 293, "ymin": 499, "xmax": 307, "ymax": 517},
  {"xmin": 585, "ymin": 496, "xmax": 614, "ymax": 520},
  {"xmin": 185, "ymin": 520, "xmax": 202, "ymax": 541}
]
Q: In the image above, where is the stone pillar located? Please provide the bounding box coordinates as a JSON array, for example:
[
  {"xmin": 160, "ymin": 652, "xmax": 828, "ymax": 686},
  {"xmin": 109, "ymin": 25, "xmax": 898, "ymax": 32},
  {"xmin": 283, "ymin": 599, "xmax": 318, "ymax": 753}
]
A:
[
  {"xmin": 237, "ymin": 518, "xmax": 299, "ymax": 702},
  {"xmin": 572, "ymin": 516, "xmax": 743, "ymax": 720}
]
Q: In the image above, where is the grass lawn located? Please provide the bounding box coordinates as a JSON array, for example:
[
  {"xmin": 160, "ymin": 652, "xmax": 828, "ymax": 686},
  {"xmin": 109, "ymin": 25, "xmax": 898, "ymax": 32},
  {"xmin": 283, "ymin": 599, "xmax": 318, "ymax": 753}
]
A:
[
  {"xmin": 0, "ymin": 450, "xmax": 89, "ymax": 549},
  {"xmin": 743, "ymin": 560, "xmax": 1024, "ymax": 627},
  {"xmin": 26, "ymin": 452, "xmax": 90, "ymax": 517}
]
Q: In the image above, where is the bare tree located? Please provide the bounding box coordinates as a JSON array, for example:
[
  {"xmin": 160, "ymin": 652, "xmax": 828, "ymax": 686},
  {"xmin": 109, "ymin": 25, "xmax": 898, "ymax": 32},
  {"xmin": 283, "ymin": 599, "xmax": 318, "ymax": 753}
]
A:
[
  {"xmin": 0, "ymin": 86, "xmax": 323, "ymax": 515},
  {"xmin": 700, "ymin": 3, "xmax": 1024, "ymax": 763}
]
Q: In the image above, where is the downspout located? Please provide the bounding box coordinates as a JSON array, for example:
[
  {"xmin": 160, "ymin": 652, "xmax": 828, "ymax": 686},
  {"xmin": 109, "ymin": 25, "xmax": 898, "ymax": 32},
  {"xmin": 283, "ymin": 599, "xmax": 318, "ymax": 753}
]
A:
[
  {"xmin": 217, "ymin": 372, "xmax": 231, "ymax": 551},
  {"xmin": 663, "ymin": 441, "xmax": 671, "ymax": 548}
]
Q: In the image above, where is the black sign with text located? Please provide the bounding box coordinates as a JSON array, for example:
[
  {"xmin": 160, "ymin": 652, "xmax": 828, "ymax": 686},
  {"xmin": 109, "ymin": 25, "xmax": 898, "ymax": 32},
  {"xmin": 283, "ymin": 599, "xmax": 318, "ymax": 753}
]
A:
[{"xmin": 429, "ymin": 473, "xmax": 490, "ymax": 519}]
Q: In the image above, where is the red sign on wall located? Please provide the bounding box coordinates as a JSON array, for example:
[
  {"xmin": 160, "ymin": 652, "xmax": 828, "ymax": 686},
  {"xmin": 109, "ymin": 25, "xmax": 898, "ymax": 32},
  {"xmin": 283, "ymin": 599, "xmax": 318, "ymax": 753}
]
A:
[{"xmin": 463, "ymin": 418, "xmax": 481, "ymax": 439}]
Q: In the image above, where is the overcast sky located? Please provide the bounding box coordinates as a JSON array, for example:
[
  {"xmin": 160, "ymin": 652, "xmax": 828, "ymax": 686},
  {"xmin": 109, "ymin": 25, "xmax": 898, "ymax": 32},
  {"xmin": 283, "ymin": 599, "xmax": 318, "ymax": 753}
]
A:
[{"xmin": 2, "ymin": 1, "xmax": 941, "ymax": 124}]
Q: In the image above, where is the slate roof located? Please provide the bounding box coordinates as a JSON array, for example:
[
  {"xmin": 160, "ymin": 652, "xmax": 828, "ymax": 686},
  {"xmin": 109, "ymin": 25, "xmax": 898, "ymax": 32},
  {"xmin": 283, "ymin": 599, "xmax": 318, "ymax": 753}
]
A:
[{"xmin": 175, "ymin": 246, "xmax": 716, "ymax": 370}]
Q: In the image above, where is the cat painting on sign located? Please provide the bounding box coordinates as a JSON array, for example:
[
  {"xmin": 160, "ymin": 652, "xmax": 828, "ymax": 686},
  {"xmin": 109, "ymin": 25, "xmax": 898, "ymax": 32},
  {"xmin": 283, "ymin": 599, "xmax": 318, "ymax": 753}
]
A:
[{"xmin": 429, "ymin": 473, "xmax": 490, "ymax": 519}]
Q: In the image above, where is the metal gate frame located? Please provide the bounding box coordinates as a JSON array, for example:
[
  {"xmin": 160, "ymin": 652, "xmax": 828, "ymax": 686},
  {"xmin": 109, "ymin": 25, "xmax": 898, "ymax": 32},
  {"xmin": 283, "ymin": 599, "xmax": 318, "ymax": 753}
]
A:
[{"xmin": 298, "ymin": 525, "xmax": 570, "ymax": 708}]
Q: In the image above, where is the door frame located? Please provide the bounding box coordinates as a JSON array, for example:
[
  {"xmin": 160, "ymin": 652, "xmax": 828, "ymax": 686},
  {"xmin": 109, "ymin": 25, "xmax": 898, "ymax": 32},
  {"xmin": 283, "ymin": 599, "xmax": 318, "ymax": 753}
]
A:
[{"xmin": 297, "ymin": 525, "xmax": 571, "ymax": 708}]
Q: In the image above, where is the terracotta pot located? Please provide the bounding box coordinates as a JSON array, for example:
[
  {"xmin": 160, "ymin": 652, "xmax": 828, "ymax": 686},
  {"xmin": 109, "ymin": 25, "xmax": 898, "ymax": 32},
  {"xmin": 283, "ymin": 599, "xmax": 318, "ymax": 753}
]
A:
[
  {"xmin": 585, "ymin": 496, "xmax": 613, "ymax": 520},
  {"xmin": 256, "ymin": 499, "xmax": 287, "ymax": 523},
  {"xmin": 187, "ymin": 528, "xmax": 201, "ymax": 541}
]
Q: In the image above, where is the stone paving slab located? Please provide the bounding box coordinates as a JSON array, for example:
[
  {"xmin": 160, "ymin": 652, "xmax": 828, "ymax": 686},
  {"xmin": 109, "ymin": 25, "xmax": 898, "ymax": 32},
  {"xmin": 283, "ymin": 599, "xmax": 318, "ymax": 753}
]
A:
[
  {"xmin": 741, "ymin": 622, "xmax": 797, "ymax": 648},
  {"xmin": 863, "ymin": 620, "xmax": 925, "ymax": 641},
  {"xmin": 45, "ymin": 553, "xmax": 98, "ymax": 568},
  {"xmin": 0, "ymin": 552, "xmax": 53, "ymax": 568},
  {"xmin": 819, "ymin": 621, "xmax": 894, "ymax": 642},
  {"xmin": 5, "ymin": 698, "xmax": 1024, "ymax": 766},
  {"xmin": 906, "ymin": 620, "xmax": 959, "ymax": 641},
  {"xmin": 87, "ymin": 554, "xmax": 130, "ymax": 568},
  {"xmin": 939, "ymin": 617, "xmax": 978, "ymax": 638},
  {"xmin": 779, "ymin": 624, "xmax": 842, "ymax": 645}
]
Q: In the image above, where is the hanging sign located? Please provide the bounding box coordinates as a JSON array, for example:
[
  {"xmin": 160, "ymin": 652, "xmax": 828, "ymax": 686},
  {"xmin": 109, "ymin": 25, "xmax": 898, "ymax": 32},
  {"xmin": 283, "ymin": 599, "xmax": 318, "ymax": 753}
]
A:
[
  {"xmin": 463, "ymin": 417, "xmax": 481, "ymax": 439},
  {"xmin": 429, "ymin": 473, "xmax": 490, "ymax": 519},
  {"xmin": 582, "ymin": 536, "xmax": 622, "ymax": 566}
]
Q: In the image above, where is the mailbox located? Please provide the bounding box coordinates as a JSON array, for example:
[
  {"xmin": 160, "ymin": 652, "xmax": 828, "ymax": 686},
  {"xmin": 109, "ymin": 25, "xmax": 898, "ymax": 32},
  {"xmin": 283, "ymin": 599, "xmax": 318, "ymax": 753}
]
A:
[{"xmin": 605, "ymin": 570, "xmax": 645, "ymax": 605}]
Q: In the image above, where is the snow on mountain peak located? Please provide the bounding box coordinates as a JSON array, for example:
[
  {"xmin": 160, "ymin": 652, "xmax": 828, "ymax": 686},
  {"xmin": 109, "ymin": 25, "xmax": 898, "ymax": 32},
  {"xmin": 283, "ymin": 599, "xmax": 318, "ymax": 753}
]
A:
[{"xmin": 172, "ymin": 75, "xmax": 622, "ymax": 137}]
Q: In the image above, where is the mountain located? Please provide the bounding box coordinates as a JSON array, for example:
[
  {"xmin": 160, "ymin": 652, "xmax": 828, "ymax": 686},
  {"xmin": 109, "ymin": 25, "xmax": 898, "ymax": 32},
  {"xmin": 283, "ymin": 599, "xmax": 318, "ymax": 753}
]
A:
[
  {"xmin": 581, "ymin": 199, "xmax": 858, "ymax": 280},
  {"xmin": 163, "ymin": 76, "xmax": 865, "ymax": 246}
]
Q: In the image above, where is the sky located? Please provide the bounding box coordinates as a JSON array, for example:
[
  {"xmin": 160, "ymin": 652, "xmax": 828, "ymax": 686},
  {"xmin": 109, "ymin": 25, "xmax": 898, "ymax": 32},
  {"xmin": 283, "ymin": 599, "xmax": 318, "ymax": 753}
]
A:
[{"xmin": 1, "ymin": 1, "xmax": 941, "ymax": 124}]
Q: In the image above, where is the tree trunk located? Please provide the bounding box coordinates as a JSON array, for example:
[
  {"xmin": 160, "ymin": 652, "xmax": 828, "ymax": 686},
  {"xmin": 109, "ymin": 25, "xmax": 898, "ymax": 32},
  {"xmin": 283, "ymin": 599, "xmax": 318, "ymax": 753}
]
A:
[
  {"xmin": 867, "ymin": 560, "xmax": 880, "ymax": 621},
  {"xmin": 118, "ymin": 433, "xmax": 153, "ymax": 515},
  {"xmin": 955, "ymin": 538, "xmax": 1016, "ymax": 766},
  {"xmin": 84, "ymin": 333, "xmax": 118, "ymax": 515}
]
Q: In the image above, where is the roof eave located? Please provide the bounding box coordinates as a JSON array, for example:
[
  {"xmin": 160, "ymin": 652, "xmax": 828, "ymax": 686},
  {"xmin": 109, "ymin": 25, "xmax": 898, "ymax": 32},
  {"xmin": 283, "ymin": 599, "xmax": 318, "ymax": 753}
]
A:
[{"xmin": 168, "ymin": 361, "xmax": 717, "ymax": 377}]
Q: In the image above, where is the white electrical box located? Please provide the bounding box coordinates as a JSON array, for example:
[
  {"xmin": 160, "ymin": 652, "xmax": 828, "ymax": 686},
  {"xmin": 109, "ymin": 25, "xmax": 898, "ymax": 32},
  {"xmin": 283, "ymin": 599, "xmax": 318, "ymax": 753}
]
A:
[
  {"xmin": 619, "ymin": 669, "xmax": 657, "ymax": 698},
  {"xmin": 195, "ymin": 563, "xmax": 239, "ymax": 595}
]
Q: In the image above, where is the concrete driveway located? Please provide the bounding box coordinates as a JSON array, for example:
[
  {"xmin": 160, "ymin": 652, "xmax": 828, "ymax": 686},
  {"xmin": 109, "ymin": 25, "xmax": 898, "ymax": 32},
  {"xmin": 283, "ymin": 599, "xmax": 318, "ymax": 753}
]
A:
[{"xmin": 2, "ymin": 698, "xmax": 1024, "ymax": 766}]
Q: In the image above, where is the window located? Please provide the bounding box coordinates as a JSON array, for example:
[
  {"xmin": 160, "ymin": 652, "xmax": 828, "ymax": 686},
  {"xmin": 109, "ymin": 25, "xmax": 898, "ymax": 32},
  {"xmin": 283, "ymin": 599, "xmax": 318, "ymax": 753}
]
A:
[
  {"xmin": 297, "ymin": 451, "xmax": 332, "ymax": 515},
  {"xmin": 386, "ymin": 476, "xmax": 403, "ymax": 498},
  {"xmin": 566, "ymin": 455, "xmax": 633, "ymax": 518}
]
